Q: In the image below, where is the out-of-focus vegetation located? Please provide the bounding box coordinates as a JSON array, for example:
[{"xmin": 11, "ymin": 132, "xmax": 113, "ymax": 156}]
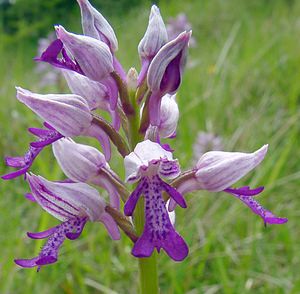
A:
[
  {"xmin": 1, "ymin": 0, "xmax": 300, "ymax": 293},
  {"xmin": 0, "ymin": 0, "xmax": 149, "ymax": 42}
]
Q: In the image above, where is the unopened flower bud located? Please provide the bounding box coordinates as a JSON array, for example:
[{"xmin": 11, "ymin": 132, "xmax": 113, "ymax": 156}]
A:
[
  {"xmin": 138, "ymin": 5, "xmax": 167, "ymax": 60},
  {"xmin": 137, "ymin": 5, "xmax": 168, "ymax": 86},
  {"xmin": 77, "ymin": 0, "xmax": 118, "ymax": 52},
  {"xmin": 127, "ymin": 67, "xmax": 138, "ymax": 92}
]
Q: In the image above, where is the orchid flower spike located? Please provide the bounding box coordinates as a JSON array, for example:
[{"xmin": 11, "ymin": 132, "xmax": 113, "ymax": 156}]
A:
[
  {"xmin": 137, "ymin": 5, "xmax": 168, "ymax": 86},
  {"xmin": 124, "ymin": 140, "xmax": 188, "ymax": 261},
  {"xmin": 147, "ymin": 31, "xmax": 191, "ymax": 125},
  {"xmin": 15, "ymin": 174, "xmax": 120, "ymax": 270},
  {"xmin": 170, "ymin": 145, "xmax": 287, "ymax": 225},
  {"xmin": 53, "ymin": 138, "xmax": 121, "ymax": 208}
]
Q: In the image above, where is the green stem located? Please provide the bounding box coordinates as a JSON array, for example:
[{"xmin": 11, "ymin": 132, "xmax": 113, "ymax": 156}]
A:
[{"xmin": 127, "ymin": 90, "xmax": 159, "ymax": 294}]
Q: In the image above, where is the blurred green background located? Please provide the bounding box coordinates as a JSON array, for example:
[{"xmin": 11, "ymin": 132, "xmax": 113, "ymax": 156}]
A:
[{"xmin": 0, "ymin": 0, "xmax": 299, "ymax": 293}]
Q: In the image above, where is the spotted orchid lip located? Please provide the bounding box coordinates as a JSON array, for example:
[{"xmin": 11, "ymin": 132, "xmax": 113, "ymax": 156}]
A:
[{"xmin": 124, "ymin": 175, "xmax": 188, "ymax": 261}]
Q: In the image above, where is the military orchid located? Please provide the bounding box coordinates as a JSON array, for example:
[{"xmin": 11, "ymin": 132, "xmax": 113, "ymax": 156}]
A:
[{"xmin": 2, "ymin": 0, "xmax": 287, "ymax": 293}]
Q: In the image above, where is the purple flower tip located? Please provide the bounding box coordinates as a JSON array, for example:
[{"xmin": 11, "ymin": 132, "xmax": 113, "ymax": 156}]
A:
[
  {"xmin": 2, "ymin": 125, "xmax": 62, "ymax": 180},
  {"xmin": 15, "ymin": 217, "xmax": 87, "ymax": 270},
  {"xmin": 225, "ymin": 186, "xmax": 287, "ymax": 226}
]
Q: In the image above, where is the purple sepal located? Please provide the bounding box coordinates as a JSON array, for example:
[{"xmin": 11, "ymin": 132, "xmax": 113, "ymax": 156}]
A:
[
  {"xmin": 99, "ymin": 212, "xmax": 121, "ymax": 240},
  {"xmin": 148, "ymin": 92, "xmax": 163, "ymax": 126},
  {"xmin": 92, "ymin": 176, "xmax": 120, "ymax": 210},
  {"xmin": 225, "ymin": 186, "xmax": 288, "ymax": 225},
  {"xmin": 35, "ymin": 39, "xmax": 83, "ymax": 75}
]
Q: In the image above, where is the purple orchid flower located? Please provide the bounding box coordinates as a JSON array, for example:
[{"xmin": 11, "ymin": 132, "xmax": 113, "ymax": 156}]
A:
[
  {"xmin": 2, "ymin": 88, "xmax": 112, "ymax": 180},
  {"xmin": 137, "ymin": 5, "xmax": 168, "ymax": 86},
  {"xmin": 169, "ymin": 145, "xmax": 287, "ymax": 225},
  {"xmin": 166, "ymin": 13, "xmax": 197, "ymax": 47},
  {"xmin": 147, "ymin": 31, "xmax": 191, "ymax": 126},
  {"xmin": 2, "ymin": 2, "xmax": 287, "ymax": 276},
  {"xmin": 124, "ymin": 140, "xmax": 188, "ymax": 261},
  {"xmin": 15, "ymin": 174, "xmax": 120, "ymax": 271},
  {"xmin": 77, "ymin": 0, "xmax": 126, "ymax": 80},
  {"xmin": 192, "ymin": 131, "xmax": 223, "ymax": 163},
  {"xmin": 52, "ymin": 138, "xmax": 121, "ymax": 209},
  {"xmin": 36, "ymin": 26, "xmax": 119, "ymax": 109}
]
